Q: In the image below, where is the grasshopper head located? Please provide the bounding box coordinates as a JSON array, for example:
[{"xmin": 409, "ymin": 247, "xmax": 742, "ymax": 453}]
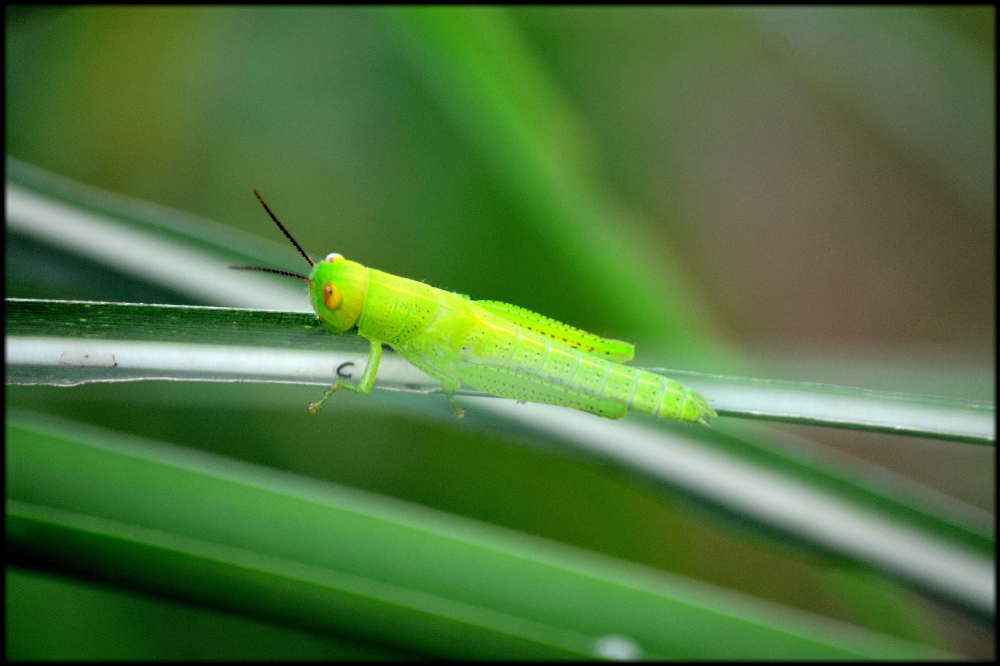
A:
[
  {"xmin": 231, "ymin": 190, "xmax": 370, "ymax": 335},
  {"xmin": 310, "ymin": 253, "xmax": 369, "ymax": 334}
]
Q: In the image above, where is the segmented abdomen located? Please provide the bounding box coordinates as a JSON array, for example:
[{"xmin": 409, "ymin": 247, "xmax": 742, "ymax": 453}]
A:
[{"xmin": 478, "ymin": 324, "xmax": 710, "ymax": 422}]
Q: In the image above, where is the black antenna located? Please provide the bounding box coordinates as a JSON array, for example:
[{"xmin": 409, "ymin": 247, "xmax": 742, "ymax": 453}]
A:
[
  {"xmin": 252, "ymin": 188, "xmax": 313, "ymax": 268},
  {"xmin": 229, "ymin": 264, "xmax": 311, "ymax": 283},
  {"xmin": 227, "ymin": 189, "xmax": 315, "ymax": 282}
]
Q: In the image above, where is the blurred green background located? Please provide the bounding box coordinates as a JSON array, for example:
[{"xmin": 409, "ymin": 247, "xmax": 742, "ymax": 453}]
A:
[{"xmin": 6, "ymin": 6, "xmax": 994, "ymax": 659}]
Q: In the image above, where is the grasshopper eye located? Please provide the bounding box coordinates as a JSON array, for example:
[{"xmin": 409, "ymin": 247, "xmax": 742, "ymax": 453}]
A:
[
  {"xmin": 325, "ymin": 253, "xmax": 344, "ymax": 264},
  {"xmin": 323, "ymin": 283, "xmax": 343, "ymax": 310}
]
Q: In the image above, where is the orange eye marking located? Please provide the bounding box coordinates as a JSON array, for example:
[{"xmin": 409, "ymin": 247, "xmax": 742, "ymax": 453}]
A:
[{"xmin": 323, "ymin": 283, "xmax": 343, "ymax": 310}]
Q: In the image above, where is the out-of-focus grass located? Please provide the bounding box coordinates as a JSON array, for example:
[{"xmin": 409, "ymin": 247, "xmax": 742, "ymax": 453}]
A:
[{"xmin": 6, "ymin": 5, "xmax": 994, "ymax": 660}]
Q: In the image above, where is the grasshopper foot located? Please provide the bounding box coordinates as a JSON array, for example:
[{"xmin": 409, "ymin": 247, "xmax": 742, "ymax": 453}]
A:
[
  {"xmin": 308, "ymin": 380, "xmax": 348, "ymax": 414},
  {"xmin": 446, "ymin": 393, "xmax": 465, "ymax": 419}
]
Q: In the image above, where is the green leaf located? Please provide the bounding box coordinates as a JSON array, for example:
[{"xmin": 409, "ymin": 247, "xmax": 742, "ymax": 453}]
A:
[
  {"xmin": 666, "ymin": 369, "xmax": 993, "ymax": 445},
  {"xmin": 8, "ymin": 411, "xmax": 946, "ymax": 659},
  {"xmin": 7, "ymin": 298, "xmax": 994, "ymax": 445}
]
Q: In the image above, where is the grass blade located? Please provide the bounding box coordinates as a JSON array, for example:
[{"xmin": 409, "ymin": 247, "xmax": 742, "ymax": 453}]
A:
[{"xmin": 8, "ymin": 410, "xmax": 947, "ymax": 659}]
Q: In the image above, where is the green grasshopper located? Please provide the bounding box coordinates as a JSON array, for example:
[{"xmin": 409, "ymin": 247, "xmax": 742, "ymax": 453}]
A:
[{"xmin": 232, "ymin": 190, "xmax": 716, "ymax": 425}]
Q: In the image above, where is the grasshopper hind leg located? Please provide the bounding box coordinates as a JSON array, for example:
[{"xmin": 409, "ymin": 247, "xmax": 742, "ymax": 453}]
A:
[
  {"xmin": 401, "ymin": 353, "xmax": 466, "ymax": 418},
  {"xmin": 454, "ymin": 364, "xmax": 628, "ymax": 419}
]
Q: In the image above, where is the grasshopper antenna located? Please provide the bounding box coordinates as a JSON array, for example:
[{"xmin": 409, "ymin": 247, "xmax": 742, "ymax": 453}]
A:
[
  {"xmin": 228, "ymin": 264, "xmax": 311, "ymax": 283},
  {"xmin": 228, "ymin": 189, "xmax": 314, "ymax": 282},
  {"xmin": 252, "ymin": 188, "xmax": 314, "ymax": 268}
]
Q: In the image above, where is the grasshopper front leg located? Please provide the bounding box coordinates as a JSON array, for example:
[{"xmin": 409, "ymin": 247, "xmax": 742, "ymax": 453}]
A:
[{"xmin": 308, "ymin": 338, "xmax": 383, "ymax": 413}]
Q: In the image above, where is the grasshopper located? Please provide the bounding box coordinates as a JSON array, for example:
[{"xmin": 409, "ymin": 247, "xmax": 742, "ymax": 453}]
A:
[{"xmin": 232, "ymin": 190, "xmax": 716, "ymax": 425}]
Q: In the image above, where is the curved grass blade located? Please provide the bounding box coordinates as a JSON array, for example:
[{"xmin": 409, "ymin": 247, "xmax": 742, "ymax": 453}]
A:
[
  {"xmin": 7, "ymin": 410, "xmax": 949, "ymax": 660},
  {"xmin": 7, "ymin": 298, "xmax": 993, "ymax": 445},
  {"xmin": 663, "ymin": 369, "xmax": 994, "ymax": 445},
  {"xmin": 6, "ymin": 158, "xmax": 310, "ymax": 310}
]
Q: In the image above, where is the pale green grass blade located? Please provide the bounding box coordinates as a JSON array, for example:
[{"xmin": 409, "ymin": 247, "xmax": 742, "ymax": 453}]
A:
[
  {"xmin": 6, "ymin": 158, "xmax": 310, "ymax": 310},
  {"xmin": 7, "ymin": 299, "xmax": 992, "ymax": 445},
  {"xmin": 664, "ymin": 369, "xmax": 994, "ymax": 445},
  {"xmin": 7, "ymin": 410, "xmax": 946, "ymax": 660}
]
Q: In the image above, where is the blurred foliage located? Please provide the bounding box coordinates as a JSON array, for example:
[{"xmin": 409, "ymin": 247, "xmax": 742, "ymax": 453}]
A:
[
  {"xmin": 7, "ymin": 567, "xmax": 402, "ymax": 660},
  {"xmin": 7, "ymin": 6, "xmax": 992, "ymax": 355},
  {"xmin": 6, "ymin": 5, "xmax": 994, "ymax": 659}
]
